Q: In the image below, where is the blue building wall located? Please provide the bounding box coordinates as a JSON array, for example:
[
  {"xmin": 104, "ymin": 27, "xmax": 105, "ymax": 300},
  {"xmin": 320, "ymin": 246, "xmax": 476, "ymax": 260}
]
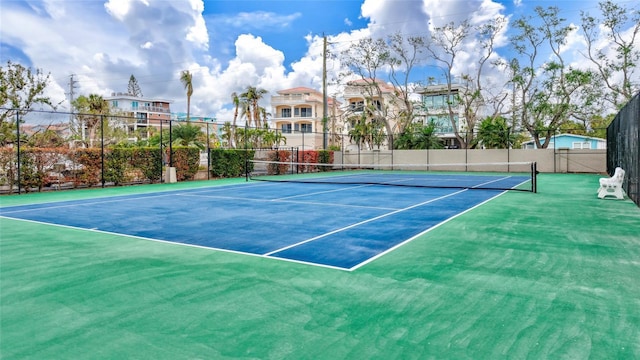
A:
[{"xmin": 523, "ymin": 134, "xmax": 606, "ymax": 149}]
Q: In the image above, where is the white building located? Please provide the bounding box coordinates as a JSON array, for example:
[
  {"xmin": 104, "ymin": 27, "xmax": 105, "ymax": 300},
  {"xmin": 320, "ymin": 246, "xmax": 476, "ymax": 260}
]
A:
[
  {"xmin": 415, "ymin": 83, "xmax": 465, "ymax": 149},
  {"xmin": 105, "ymin": 93, "xmax": 173, "ymax": 140}
]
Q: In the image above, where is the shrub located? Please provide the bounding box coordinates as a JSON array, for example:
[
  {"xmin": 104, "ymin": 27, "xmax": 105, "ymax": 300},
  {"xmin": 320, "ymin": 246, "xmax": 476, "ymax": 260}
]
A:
[
  {"xmin": 210, "ymin": 149, "xmax": 253, "ymax": 178},
  {"xmin": 171, "ymin": 147, "xmax": 200, "ymax": 181}
]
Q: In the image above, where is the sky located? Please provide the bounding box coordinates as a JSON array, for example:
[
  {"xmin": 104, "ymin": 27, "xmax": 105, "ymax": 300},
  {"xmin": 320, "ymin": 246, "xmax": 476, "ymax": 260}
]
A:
[{"xmin": 1, "ymin": 0, "xmax": 638, "ymax": 124}]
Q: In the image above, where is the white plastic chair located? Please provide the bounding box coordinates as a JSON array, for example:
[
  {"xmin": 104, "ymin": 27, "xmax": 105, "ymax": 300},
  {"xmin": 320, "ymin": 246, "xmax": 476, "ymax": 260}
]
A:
[{"xmin": 598, "ymin": 167, "xmax": 625, "ymax": 199}]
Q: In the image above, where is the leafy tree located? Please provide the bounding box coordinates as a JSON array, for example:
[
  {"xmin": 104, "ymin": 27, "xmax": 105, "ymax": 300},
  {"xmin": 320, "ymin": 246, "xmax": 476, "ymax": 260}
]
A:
[
  {"xmin": 425, "ymin": 20, "xmax": 471, "ymax": 148},
  {"xmin": 0, "ymin": 61, "xmax": 55, "ymax": 146},
  {"xmin": 127, "ymin": 74, "xmax": 143, "ymax": 97},
  {"xmin": 180, "ymin": 70, "xmax": 193, "ymax": 121},
  {"xmin": 27, "ymin": 126, "xmax": 66, "ymax": 147},
  {"xmin": 581, "ymin": 1, "xmax": 640, "ymax": 108},
  {"xmin": 508, "ymin": 6, "xmax": 596, "ymax": 149},
  {"xmin": 338, "ymin": 38, "xmax": 395, "ymax": 137},
  {"xmin": 457, "ymin": 17, "xmax": 509, "ymax": 149},
  {"xmin": 386, "ymin": 32, "xmax": 427, "ymax": 133},
  {"xmin": 588, "ymin": 114, "xmax": 614, "ymax": 139},
  {"xmin": 72, "ymin": 94, "xmax": 111, "ymax": 147},
  {"xmin": 559, "ymin": 121, "xmax": 587, "ymax": 135}
]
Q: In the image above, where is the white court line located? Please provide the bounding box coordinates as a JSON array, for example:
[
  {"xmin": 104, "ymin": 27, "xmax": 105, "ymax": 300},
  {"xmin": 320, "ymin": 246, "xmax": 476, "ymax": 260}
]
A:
[{"xmin": 263, "ymin": 188, "xmax": 468, "ymax": 256}]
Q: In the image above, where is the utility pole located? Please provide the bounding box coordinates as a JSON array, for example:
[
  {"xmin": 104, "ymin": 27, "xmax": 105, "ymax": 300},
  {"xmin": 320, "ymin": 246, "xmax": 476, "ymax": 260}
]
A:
[
  {"xmin": 68, "ymin": 74, "xmax": 79, "ymax": 141},
  {"xmin": 322, "ymin": 35, "xmax": 328, "ymax": 150}
]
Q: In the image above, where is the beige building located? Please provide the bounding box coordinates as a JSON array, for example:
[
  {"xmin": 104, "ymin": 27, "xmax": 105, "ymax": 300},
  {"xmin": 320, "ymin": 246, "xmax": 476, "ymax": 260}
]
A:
[
  {"xmin": 271, "ymin": 87, "xmax": 341, "ymax": 150},
  {"xmin": 342, "ymin": 78, "xmax": 405, "ymax": 150}
]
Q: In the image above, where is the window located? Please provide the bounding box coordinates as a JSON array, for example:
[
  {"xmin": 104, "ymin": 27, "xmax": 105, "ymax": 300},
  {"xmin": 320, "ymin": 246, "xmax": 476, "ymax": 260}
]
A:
[
  {"xmin": 281, "ymin": 108, "xmax": 291, "ymax": 118},
  {"xmin": 131, "ymin": 101, "xmax": 139, "ymax": 109},
  {"xmin": 301, "ymin": 123, "xmax": 312, "ymax": 133},
  {"xmin": 372, "ymin": 100, "xmax": 382, "ymax": 110},
  {"xmin": 281, "ymin": 124, "xmax": 292, "ymax": 133},
  {"xmin": 428, "ymin": 115, "xmax": 456, "ymax": 133},
  {"xmin": 350, "ymin": 101, "xmax": 364, "ymax": 112},
  {"xmin": 300, "ymin": 107, "xmax": 312, "ymax": 117},
  {"xmin": 111, "ymin": 100, "xmax": 119, "ymax": 107},
  {"xmin": 573, "ymin": 141, "xmax": 591, "ymax": 149},
  {"xmin": 423, "ymin": 94, "xmax": 456, "ymax": 109}
]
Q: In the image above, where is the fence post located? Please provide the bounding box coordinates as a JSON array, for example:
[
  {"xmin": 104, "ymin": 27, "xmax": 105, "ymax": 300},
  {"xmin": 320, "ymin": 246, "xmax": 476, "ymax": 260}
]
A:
[
  {"xmin": 169, "ymin": 119, "xmax": 173, "ymax": 167},
  {"xmin": 206, "ymin": 122, "xmax": 210, "ymax": 180},
  {"xmin": 16, "ymin": 112, "xmax": 21, "ymax": 195},
  {"xmin": 101, "ymin": 114, "xmax": 105, "ymax": 188},
  {"xmin": 159, "ymin": 118, "xmax": 163, "ymax": 183}
]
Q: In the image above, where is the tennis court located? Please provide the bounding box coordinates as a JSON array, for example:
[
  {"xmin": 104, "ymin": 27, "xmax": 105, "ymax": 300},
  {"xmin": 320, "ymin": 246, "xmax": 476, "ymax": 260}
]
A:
[
  {"xmin": 1, "ymin": 173, "xmax": 639, "ymax": 358},
  {"xmin": 0, "ymin": 170, "xmax": 531, "ymax": 270}
]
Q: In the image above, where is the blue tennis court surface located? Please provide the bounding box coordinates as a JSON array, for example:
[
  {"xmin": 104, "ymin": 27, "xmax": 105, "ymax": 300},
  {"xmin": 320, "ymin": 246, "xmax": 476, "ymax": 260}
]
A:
[{"xmin": 0, "ymin": 176, "xmax": 527, "ymax": 270}]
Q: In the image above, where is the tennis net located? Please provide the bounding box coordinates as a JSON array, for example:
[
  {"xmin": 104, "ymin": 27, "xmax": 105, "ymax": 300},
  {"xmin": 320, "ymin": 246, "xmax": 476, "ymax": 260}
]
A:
[{"xmin": 248, "ymin": 160, "xmax": 538, "ymax": 192}]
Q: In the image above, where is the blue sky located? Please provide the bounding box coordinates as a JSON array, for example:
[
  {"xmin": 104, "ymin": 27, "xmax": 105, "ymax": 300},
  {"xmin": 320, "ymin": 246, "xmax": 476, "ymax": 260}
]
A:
[
  {"xmin": 208, "ymin": 0, "xmax": 370, "ymax": 70},
  {"xmin": 1, "ymin": 0, "xmax": 637, "ymax": 123}
]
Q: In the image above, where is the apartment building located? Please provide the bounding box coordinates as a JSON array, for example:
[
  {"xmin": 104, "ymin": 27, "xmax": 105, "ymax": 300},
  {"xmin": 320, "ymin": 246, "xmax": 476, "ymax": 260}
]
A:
[
  {"xmin": 270, "ymin": 87, "xmax": 341, "ymax": 150},
  {"xmin": 105, "ymin": 93, "xmax": 173, "ymax": 140},
  {"xmin": 415, "ymin": 82, "xmax": 465, "ymax": 149},
  {"xmin": 342, "ymin": 78, "xmax": 405, "ymax": 150}
]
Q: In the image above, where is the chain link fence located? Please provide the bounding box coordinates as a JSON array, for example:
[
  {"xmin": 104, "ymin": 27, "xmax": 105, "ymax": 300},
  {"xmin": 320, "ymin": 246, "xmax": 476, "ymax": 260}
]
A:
[{"xmin": 1, "ymin": 108, "xmax": 610, "ymax": 194}]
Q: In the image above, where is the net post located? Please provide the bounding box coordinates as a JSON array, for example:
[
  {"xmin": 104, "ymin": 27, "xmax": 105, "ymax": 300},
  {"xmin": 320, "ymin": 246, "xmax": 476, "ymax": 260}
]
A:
[{"xmin": 532, "ymin": 162, "xmax": 538, "ymax": 193}]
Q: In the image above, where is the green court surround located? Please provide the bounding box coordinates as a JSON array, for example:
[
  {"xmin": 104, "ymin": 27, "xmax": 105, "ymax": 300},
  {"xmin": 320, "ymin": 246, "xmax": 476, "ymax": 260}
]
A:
[{"xmin": 1, "ymin": 174, "xmax": 639, "ymax": 359}]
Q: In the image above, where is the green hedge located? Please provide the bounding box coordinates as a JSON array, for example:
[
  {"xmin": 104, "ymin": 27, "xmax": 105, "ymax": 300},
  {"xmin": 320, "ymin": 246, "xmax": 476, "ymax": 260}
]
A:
[
  {"xmin": 0, "ymin": 146, "xmax": 202, "ymax": 193},
  {"xmin": 171, "ymin": 147, "xmax": 200, "ymax": 181},
  {"xmin": 210, "ymin": 149, "xmax": 254, "ymax": 178}
]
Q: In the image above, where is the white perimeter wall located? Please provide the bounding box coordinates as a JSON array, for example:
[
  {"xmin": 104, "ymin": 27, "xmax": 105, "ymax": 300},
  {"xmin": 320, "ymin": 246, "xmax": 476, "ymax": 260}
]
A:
[{"xmin": 334, "ymin": 149, "xmax": 606, "ymax": 173}]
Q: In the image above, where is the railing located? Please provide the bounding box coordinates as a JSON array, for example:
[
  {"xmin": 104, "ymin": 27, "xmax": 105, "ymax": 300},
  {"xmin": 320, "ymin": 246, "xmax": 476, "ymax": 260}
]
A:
[{"xmin": 123, "ymin": 106, "xmax": 170, "ymax": 113}]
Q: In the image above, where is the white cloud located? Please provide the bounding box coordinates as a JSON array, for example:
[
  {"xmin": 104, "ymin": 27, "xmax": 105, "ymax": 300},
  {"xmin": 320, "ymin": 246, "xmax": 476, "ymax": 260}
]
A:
[
  {"xmin": 2, "ymin": 0, "xmax": 638, "ymax": 125},
  {"xmin": 104, "ymin": 0, "xmax": 135, "ymax": 21}
]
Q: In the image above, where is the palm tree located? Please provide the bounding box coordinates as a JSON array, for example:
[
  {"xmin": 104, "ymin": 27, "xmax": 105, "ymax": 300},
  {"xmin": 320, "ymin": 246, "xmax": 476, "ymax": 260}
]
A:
[
  {"xmin": 258, "ymin": 106, "xmax": 271, "ymax": 126},
  {"xmin": 171, "ymin": 123, "xmax": 205, "ymax": 150},
  {"xmin": 476, "ymin": 116, "xmax": 513, "ymax": 149},
  {"xmin": 230, "ymin": 92, "xmax": 240, "ymax": 148},
  {"xmin": 393, "ymin": 122, "xmax": 443, "ymax": 150},
  {"xmin": 240, "ymin": 86, "xmax": 268, "ymax": 128},
  {"xmin": 180, "ymin": 70, "xmax": 193, "ymax": 121},
  {"xmin": 221, "ymin": 122, "xmax": 233, "ymax": 148},
  {"xmin": 239, "ymin": 99, "xmax": 252, "ymax": 129}
]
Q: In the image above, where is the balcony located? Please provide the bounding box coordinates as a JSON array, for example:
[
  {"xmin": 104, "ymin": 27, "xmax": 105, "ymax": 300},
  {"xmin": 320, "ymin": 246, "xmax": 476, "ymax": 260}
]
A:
[
  {"xmin": 271, "ymin": 94, "xmax": 320, "ymax": 106},
  {"xmin": 120, "ymin": 105, "xmax": 171, "ymax": 113}
]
